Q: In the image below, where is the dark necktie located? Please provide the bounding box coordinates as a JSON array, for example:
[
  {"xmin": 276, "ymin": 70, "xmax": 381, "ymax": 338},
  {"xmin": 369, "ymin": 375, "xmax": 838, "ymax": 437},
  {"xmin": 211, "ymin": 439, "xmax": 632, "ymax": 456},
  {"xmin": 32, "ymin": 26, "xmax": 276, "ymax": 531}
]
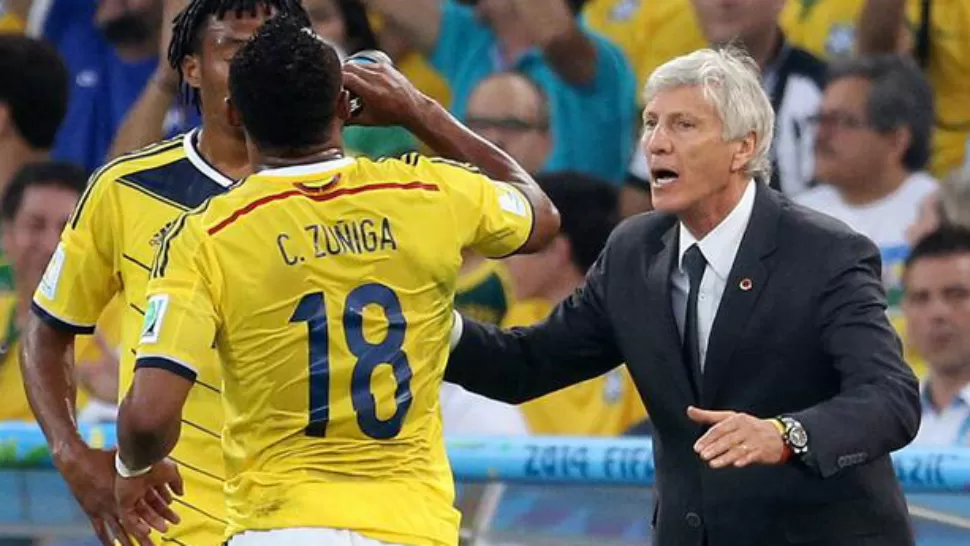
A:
[{"xmin": 682, "ymin": 244, "xmax": 707, "ymax": 395}]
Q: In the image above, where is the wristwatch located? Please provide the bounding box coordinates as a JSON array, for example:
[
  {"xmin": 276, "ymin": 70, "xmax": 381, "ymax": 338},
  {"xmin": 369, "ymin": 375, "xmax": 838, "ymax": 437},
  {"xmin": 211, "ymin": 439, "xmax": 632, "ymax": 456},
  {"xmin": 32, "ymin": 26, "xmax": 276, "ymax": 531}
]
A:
[{"xmin": 778, "ymin": 416, "xmax": 809, "ymax": 456}]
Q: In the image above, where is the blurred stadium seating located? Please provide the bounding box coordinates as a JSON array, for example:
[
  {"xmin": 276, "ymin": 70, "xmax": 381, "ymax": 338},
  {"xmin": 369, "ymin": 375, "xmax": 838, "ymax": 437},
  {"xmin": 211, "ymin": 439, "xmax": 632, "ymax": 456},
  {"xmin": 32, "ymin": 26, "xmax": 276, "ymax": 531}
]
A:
[{"xmin": 0, "ymin": 424, "xmax": 968, "ymax": 545}]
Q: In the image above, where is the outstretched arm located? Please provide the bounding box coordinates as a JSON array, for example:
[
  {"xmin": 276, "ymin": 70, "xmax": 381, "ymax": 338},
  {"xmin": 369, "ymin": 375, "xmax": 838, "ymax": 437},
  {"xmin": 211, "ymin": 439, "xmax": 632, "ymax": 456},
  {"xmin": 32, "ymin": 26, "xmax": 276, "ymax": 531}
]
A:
[{"xmin": 446, "ymin": 250, "xmax": 623, "ymax": 403}]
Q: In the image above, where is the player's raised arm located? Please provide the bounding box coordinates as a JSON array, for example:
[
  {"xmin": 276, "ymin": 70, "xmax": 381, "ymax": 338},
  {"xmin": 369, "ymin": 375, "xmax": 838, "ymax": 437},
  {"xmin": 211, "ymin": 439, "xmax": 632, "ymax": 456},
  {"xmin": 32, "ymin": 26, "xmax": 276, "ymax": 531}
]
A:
[{"xmin": 342, "ymin": 62, "xmax": 560, "ymax": 254}]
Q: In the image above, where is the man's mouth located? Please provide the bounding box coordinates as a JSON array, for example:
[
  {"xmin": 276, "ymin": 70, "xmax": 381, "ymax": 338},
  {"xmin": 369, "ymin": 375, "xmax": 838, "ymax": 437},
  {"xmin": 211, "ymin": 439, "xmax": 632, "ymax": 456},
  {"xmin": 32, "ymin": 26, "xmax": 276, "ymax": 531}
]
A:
[{"xmin": 651, "ymin": 168, "xmax": 680, "ymax": 187}]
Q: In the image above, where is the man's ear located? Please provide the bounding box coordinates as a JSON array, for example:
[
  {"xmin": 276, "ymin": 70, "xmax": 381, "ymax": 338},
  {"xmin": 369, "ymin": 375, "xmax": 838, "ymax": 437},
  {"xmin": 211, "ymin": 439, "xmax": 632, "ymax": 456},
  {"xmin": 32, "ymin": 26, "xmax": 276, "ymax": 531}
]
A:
[
  {"xmin": 730, "ymin": 131, "xmax": 758, "ymax": 173},
  {"xmin": 181, "ymin": 55, "xmax": 202, "ymax": 92},
  {"xmin": 336, "ymin": 88, "xmax": 352, "ymax": 122},
  {"xmin": 225, "ymin": 97, "xmax": 243, "ymax": 130}
]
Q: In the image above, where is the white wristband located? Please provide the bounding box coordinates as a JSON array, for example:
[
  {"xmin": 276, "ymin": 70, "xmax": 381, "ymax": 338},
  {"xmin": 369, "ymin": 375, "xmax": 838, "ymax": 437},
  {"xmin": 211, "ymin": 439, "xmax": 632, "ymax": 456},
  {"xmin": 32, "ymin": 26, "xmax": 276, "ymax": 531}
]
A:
[{"xmin": 115, "ymin": 452, "xmax": 152, "ymax": 478}]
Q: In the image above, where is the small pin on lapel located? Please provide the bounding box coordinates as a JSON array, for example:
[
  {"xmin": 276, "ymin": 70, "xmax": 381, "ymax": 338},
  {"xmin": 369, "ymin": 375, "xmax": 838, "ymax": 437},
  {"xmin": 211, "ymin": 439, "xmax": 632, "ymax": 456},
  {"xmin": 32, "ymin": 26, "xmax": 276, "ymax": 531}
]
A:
[{"xmin": 739, "ymin": 278, "xmax": 753, "ymax": 291}]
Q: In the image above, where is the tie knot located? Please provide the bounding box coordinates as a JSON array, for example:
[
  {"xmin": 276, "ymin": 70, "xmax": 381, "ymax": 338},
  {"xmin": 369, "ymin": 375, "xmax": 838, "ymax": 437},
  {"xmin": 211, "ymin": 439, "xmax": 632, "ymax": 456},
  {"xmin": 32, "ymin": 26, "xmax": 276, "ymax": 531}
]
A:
[{"xmin": 683, "ymin": 244, "xmax": 707, "ymax": 283}]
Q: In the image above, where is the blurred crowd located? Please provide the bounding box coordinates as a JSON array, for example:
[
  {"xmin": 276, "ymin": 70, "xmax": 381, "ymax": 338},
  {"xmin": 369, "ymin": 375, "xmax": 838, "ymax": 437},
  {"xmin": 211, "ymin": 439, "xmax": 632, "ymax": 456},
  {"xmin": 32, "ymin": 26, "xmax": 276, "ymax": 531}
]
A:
[{"xmin": 1, "ymin": 0, "xmax": 970, "ymax": 453}]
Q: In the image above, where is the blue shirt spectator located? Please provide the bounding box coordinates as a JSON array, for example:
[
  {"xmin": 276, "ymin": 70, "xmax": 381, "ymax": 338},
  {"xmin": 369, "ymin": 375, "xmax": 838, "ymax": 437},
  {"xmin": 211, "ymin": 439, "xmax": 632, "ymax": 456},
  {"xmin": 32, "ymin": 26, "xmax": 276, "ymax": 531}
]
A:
[
  {"xmin": 429, "ymin": 1, "xmax": 636, "ymax": 185},
  {"xmin": 41, "ymin": 0, "xmax": 197, "ymax": 173}
]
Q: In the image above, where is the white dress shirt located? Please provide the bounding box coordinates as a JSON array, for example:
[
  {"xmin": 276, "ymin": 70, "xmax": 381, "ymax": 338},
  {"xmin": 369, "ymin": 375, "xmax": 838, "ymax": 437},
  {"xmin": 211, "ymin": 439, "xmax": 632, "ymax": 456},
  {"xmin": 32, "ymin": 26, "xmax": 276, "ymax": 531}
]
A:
[
  {"xmin": 671, "ymin": 180, "xmax": 757, "ymax": 371},
  {"xmin": 912, "ymin": 380, "xmax": 970, "ymax": 447}
]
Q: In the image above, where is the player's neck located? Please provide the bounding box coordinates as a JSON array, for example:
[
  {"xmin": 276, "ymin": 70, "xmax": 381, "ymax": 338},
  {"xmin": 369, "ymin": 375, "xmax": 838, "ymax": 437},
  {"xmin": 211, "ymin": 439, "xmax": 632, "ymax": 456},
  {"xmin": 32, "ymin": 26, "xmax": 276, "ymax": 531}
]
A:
[
  {"xmin": 256, "ymin": 142, "xmax": 346, "ymax": 170},
  {"xmin": 197, "ymin": 126, "xmax": 251, "ymax": 181}
]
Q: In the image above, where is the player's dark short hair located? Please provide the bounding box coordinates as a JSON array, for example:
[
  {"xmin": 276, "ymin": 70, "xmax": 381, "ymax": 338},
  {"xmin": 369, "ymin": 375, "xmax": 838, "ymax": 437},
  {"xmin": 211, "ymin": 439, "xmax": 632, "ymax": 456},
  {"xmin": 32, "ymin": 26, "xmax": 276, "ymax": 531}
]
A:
[
  {"xmin": 1, "ymin": 161, "xmax": 87, "ymax": 222},
  {"xmin": 535, "ymin": 172, "xmax": 619, "ymax": 272},
  {"xmin": 169, "ymin": 0, "xmax": 311, "ymax": 107},
  {"xmin": 904, "ymin": 227, "xmax": 970, "ymax": 273},
  {"xmin": 827, "ymin": 54, "xmax": 934, "ymax": 172},
  {"xmin": 0, "ymin": 35, "xmax": 68, "ymax": 150},
  {"xmin": 229, "ymin": 15, "xmax": 342, "ymax": 153}
]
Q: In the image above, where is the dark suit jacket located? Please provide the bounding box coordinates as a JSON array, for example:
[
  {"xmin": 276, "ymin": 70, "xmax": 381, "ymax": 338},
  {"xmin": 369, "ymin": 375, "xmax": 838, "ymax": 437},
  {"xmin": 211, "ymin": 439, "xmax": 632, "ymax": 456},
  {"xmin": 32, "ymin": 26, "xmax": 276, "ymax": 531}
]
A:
[{"xmin": 446, "ymin": 182, "xmax": 921, "ymax": 546}]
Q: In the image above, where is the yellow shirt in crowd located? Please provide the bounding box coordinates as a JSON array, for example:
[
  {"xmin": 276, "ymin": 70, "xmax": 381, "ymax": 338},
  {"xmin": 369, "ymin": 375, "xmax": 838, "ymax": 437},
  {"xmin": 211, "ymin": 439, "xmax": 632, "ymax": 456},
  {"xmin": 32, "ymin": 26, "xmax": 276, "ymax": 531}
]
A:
[
  {"xmin": 0, "ymin": 293, "xmax": 124, "ymax": 421},
  {"xmin": 781, "ymin": 0, "xmax": 970, "ymax": 178},
  {"xmin": 583, "ymin": 0, "xmax": 706, "ymax": 92},
  {"xmin": 502, "ymin": 298, "xmax": 646, "ymax": 436}
]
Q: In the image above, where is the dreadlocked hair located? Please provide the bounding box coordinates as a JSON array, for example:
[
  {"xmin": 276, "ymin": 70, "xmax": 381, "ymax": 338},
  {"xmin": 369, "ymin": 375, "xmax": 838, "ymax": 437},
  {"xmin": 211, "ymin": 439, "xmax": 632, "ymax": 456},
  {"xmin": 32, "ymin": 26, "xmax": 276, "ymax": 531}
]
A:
[{"xmin": 168, "ymin": 0, "xmax": 310, "ymax": 107}]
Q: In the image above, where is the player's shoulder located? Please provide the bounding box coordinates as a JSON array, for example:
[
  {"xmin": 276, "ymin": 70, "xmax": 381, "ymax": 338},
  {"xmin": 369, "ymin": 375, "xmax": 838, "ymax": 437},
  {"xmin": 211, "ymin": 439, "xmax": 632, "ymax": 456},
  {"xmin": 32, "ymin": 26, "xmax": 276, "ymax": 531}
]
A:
[
  {"xmin": 360, "ymin": 153, "xmax": 483, "ymax": 183},
  {"xmin": 87, "ymin": 130, "xmax": 237, "ymax": 211},
  {"xmin": 88, "ymin": 133, "xmax": 189, "ymax": 189}
]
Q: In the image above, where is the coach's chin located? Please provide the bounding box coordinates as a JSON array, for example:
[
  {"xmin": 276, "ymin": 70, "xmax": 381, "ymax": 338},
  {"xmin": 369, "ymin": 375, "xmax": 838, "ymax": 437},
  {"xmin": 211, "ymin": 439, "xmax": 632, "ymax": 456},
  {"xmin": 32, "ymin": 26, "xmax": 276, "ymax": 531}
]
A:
[{"xmin": 445, "ymin": 45, "xmax": 920, "ymax": 546}]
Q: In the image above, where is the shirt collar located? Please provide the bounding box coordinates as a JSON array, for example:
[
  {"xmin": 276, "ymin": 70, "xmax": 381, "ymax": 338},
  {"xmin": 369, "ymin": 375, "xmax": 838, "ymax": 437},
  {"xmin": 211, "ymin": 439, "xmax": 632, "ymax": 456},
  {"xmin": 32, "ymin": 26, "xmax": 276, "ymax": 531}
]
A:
[
  {"xmin": 678, "ymin": 180, "xmax": 757, "ymax": 280},
  {"xmin": 920, "ymin": 378, "xmax": 970, "ymax": 411},
  {"xmin": 255, "ymin": 157, "xmax": 356, "ymax": 179}
]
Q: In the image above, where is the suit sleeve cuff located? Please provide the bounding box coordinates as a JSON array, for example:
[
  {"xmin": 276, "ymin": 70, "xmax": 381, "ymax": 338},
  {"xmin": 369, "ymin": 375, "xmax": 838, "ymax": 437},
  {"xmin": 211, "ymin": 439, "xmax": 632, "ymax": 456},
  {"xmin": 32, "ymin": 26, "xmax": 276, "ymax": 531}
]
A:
[
  {"xmin": 450, "ymin": 311, "xmax": 464, "ymax": 352},
  {"xmin": 30, "ymin": 301, "xmax": 96, "ymax": 335},
  {"xmin": 135, "ymin": 356, "xmax": 198, "ymax": 382}
]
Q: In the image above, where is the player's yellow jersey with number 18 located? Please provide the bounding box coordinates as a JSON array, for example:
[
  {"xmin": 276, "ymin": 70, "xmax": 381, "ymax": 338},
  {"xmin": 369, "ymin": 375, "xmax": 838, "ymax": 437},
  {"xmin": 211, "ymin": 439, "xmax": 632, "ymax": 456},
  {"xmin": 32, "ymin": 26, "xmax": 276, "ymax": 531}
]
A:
[{"xmin": 135, "ymin": 154, "xmax": 535, "ymax": 546}]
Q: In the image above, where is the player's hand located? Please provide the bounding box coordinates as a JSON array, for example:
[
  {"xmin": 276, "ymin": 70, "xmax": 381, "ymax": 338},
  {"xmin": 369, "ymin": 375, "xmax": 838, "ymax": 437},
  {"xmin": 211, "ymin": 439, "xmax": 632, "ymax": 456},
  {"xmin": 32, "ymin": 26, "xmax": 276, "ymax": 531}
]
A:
[
  {"xmin": 114, "ymin": 458, "xmax": 185, "ymax": 545},
  {"xmin": 152, "ymin": 0, "xmax": 188, "ymax": 93},
  {"xmin": 56, "ymin": 447, "xmax": 144, "ymax": 546},
  {"xmin": 688, "ymin": 406, "xmax": 787, "ymax": 469},
  {"xmin": 341, "ymin": 62, "xmax": 431, "ymax": 128}
]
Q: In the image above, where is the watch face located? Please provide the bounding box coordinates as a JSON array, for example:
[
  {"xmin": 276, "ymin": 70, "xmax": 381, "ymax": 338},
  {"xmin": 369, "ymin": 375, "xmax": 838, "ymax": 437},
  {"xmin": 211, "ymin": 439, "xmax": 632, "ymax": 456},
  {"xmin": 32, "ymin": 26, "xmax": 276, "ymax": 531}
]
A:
[{"xmin": 789, "ymin": 425, "xmax": 808, "ymax": 448}]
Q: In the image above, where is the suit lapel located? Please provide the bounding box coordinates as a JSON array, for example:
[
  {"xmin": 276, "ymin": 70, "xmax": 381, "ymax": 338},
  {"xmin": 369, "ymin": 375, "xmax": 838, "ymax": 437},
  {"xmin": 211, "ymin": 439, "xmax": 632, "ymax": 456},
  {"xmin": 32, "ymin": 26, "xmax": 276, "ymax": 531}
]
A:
[
  {"xmin": 701, "ymin": 183, "xmax": 781, "ymax": 406},
  {"xmin": 644, "ymin": 225, "xmax": 696, "ymax": 404}
]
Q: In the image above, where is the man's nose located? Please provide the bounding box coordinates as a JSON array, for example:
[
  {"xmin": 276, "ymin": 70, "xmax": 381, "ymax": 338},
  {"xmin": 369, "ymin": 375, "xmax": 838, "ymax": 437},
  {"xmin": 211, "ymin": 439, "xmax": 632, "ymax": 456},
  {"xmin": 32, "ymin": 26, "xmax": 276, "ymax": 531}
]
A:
[{"xmin": 645, "ymin": 126, "xmax": 672, "ymax": 155}]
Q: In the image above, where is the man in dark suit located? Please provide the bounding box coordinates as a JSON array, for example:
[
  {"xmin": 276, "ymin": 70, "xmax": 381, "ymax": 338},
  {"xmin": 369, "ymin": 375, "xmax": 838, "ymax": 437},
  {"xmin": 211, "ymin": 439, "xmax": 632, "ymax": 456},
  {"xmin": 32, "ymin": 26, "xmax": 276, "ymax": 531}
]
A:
[{"xmin": 445, "ymin": 46, "xmax": 921, "ymax": 546}]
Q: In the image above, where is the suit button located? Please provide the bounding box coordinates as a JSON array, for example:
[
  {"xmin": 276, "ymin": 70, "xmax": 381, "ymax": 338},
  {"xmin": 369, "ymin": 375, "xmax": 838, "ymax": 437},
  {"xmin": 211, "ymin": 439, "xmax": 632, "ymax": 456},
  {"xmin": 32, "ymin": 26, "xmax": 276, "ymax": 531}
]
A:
[{"xmin": 685, "ymin": 512, "xmax": 702, "ymax": 528}]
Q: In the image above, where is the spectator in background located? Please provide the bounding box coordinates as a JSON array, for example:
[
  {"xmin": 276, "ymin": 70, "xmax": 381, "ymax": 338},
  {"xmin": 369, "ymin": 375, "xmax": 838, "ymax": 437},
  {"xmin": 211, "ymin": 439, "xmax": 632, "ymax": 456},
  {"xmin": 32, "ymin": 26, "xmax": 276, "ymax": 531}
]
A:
[
  {"xmin": 466, "ymin": 72, "xmax": 551, "ymax": 176},
  {"xmin": 0, "ymin": 162, "xmax": 115, "ymax": 422},
  {"xmin": 902, "ymin": 228, "xmax": 970, "ymax": 446},
  {"xmin": 37, "ymin": 0, "xmax": 199, "ymax": 172},
  {"xmin": 502, "ymin": 172, "xmax": 645, "ymax": 436},
  {"xmin": 797, "ymin": 55, "xmax": 936, "ymax": 382},
  {"xmin": 858, "ymin": 0, "xmax": 970, "ymax": 180},
  {"xmin": 364, "ymin": 0, "xmax": 637, "ymax": 185},
  {"xmin": 0, "ymin": 34, "xmax": 69, "ymax": 293},
  {"xmin": 583, "ymin": 0, "xmax": 706, "ymax": 91},
  {"xmin": 628, "ymin": 0, "xmax": 826, "ymax": 206},
  {"xmin": 796, "ymin": 56, "xmax": 936, "ymax": 252}
]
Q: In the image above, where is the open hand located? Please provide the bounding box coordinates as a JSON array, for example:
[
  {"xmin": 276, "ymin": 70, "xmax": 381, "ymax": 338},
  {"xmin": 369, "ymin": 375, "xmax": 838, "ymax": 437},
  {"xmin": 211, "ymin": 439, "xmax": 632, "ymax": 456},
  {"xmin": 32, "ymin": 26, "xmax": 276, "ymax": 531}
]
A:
[
  {"xmin": 341, "ymin": 62, "xmax": 431, "ymax": 127},
  {"xmin": 687, "ymin": 406, "xmax": 786, "ymax": 469},
  {"xmin": 58, "ymin": 447, "xmax": 177, "ymax": 546},
  {"xmin": 114, "ymin": 458, "xmax": 184, "ymax": 545}
]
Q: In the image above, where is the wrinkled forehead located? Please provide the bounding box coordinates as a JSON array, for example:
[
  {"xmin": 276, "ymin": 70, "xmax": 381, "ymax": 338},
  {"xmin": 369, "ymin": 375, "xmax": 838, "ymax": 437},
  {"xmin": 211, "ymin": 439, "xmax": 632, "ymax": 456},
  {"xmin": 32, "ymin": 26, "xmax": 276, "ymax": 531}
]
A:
[{"xmin": 642, "ymin": 85, "xmax": 719, "ymax": 122}]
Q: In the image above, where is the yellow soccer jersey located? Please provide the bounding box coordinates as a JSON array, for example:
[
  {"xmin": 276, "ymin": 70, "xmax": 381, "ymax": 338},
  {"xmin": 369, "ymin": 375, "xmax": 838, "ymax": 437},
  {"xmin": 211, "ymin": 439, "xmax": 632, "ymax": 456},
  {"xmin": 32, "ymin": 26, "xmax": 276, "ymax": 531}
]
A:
[
  {"xmin": 454, "ymin": 258, "xmax": 514, "ymax": 325},
  {"xmin": 32, "ymin": 130, "xmax": 236, "ymax": 546},
  {"xmin": 503, "ymin": 298, "xmax": 646, "ymax": 436},
  {"xmin": 781, "ymin": 0, "xmax": 970, "ymax": 177},
  {"xmin": 583, "ymin": 0, "xmax": 706, "ymax": 91},
  {"xmin": 135, "ymin": 154, "xmax": 535, "ymax": 545}
]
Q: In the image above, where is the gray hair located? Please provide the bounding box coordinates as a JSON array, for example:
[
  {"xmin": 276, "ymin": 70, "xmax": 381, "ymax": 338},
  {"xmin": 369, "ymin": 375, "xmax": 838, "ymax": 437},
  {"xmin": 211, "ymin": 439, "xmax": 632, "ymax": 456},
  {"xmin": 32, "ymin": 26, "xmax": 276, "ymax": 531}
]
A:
[{"xmin": 643, "ymin": 46, "xmax": 775, "ymax": 182}]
